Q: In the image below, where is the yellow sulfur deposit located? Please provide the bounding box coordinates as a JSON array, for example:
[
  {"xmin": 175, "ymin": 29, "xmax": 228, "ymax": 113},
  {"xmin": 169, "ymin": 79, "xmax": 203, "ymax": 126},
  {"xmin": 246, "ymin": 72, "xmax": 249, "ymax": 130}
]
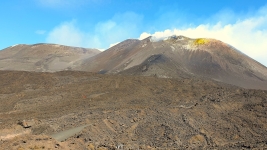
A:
[{"xmin": 194, "ymin": 38, "xmax": 209, "ymax": 45}]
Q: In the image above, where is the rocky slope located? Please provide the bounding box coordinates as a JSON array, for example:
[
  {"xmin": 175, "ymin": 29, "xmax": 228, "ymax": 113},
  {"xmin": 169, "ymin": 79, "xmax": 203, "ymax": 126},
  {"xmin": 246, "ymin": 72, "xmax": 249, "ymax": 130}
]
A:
[
  {"xmin": 74, "ymin": 35, "xmax": 267, "ymax": 90},
  {"xmin": 0, "ymin": 70, "xmax": 267, "ymax": 149},
  {"xmin": 0, "ymin": 44, "xmax": 100, "ymax": 72}
]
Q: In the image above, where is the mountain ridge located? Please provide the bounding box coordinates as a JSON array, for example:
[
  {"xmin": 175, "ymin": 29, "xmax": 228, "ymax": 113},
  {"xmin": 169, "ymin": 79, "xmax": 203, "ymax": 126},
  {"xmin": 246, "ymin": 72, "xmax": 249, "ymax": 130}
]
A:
[
  {"xmin": 1, "ymin": 36, "xmax": 267, "ymax": 90},
  {"xmin": 0, "ymin": 43, "xmax": 101, "ymax": 72}
]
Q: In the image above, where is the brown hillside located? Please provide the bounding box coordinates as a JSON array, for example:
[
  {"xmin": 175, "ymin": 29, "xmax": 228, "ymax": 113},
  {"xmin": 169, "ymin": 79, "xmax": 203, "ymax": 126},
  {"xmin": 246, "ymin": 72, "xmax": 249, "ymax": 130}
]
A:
[
  {"xmin": 0, "ymin": 44, "xmax": 100, "ymax": 72},
  {"xmin": 0, "ymin": 70, "xmax": 267, "ymax": 149}
]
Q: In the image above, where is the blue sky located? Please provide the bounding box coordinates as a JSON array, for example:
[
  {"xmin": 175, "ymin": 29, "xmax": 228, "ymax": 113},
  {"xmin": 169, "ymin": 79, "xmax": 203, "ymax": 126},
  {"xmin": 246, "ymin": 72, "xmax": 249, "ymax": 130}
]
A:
[{"xmin": 1, "ymin": 0, "xmax": 267, "ymax": 66}]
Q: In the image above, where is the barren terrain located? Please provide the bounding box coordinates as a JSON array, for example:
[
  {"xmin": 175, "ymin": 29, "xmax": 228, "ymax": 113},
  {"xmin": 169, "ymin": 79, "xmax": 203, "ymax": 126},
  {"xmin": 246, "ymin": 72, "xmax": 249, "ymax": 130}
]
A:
[
  {"xmin": 1, "ymin": 35, "xmax": 267, "ymax": 149},
  {"xmin": 0, "ymin": 44, "xmax": 100, "ymax": 72},
  {"xmin": 74, "ymin": 36, "xmax": 267, "ymax": 90},
  {"xmin": 1, "ymin": 70, "xmax": 267, "ymax": 149}
]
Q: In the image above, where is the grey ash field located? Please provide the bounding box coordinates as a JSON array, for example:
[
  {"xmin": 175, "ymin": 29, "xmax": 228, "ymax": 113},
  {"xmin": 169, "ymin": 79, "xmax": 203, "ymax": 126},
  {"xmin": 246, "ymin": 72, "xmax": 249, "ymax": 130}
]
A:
[{"xmin": 0, "ymin": 36, "xmax": 267, "ymax": 149}]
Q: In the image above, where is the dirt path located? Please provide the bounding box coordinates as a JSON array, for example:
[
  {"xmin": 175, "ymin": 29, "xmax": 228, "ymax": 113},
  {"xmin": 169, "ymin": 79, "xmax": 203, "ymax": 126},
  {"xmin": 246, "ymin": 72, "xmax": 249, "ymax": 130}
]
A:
[{"xmin": 50, "ymin": 125, "xmax": 89, "ymax": 142}]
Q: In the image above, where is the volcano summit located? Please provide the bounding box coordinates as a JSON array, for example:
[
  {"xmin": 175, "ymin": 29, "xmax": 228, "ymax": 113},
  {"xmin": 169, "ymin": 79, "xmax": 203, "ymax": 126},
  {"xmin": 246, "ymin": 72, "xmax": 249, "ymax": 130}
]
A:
[{"xmin": 74, "ymin": 35, "xmax": 267, "ymax": 90}]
